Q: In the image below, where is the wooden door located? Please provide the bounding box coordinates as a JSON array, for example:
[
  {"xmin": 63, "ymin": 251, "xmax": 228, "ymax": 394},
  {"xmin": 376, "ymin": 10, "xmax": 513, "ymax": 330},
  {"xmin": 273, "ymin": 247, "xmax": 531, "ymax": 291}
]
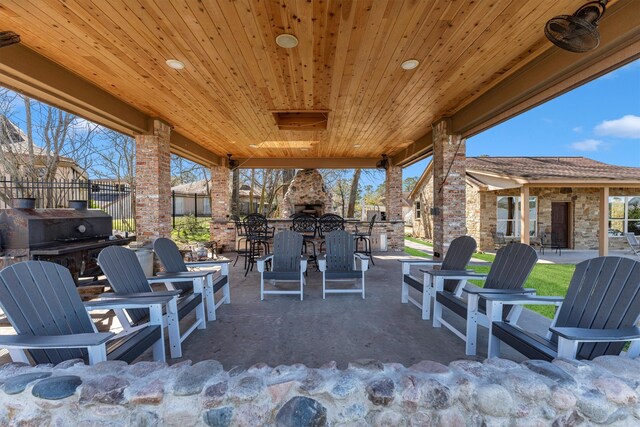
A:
[{"xmin": 551, "ymin": 202, "xmax": 570, "ymax": 248}]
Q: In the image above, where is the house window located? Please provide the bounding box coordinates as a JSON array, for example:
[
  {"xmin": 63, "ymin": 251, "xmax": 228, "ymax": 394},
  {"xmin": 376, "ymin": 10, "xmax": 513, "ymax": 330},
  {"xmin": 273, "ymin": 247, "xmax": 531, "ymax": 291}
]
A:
[
  {"xmin": 609, "ymin": 196, "xmax": 640, "ymax": 235},
  {"xmin": 415, "ymin": 201, "xmax": 421, "ymax": 219},
  {"xmin": 496, "ymin": 196, "xmax": 537, "ymax": 237}
]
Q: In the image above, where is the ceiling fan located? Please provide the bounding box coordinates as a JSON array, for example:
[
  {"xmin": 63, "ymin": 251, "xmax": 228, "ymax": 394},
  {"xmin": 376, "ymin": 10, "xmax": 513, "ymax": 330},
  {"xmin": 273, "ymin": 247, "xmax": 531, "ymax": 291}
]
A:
[
  {"xmin": 544, "ymin": 0, "xmax": 608, "ymax": 53},
  {"xmin": 376, "ymin": 154, "xmax": 389, "ymax": 170},
  {"xmin": 0, "ymin": 31, "xmax": 20, "ymax": 48}
]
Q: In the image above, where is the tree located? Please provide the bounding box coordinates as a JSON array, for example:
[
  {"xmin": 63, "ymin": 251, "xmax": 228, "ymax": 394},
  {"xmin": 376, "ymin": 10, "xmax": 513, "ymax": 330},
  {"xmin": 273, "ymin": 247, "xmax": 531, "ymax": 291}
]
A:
[
  {"xmin": 403, "ymin": 176, "xmax": 419, "ymax": 193},
  {"xmin": 347, "ymin": 168, "xmax": 361, "ymax": 218}
]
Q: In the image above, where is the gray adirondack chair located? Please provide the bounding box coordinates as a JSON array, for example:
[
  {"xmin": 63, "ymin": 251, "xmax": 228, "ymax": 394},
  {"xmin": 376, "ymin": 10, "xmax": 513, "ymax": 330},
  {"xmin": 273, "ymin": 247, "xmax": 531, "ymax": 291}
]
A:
[
  {"xmin": 318, "ymin": 230, "xmax": 369, "ymax": 299},
  {"xmin": 98, "ymin": 246, "xmax": 206, "ymax": 359},
  {"xmin": 427, "ymin": 242, "xmax": 538, "ymax": 355},
  {"xmin": 153, "ymin": 237, "xmax": 231, "ymax": 321},
  {"xmin": 0, "ymin": 261, "xmax": 169, "ymax": 365},
  {"xmin": 257, "ymin": 230, "xmax": 307, "ymax": 301},
  {"xmin": 399, "ymin": 235, "xmax": 477, "ymax": 320},
  {"xmin": 484, "ymin": 256, "xmax": 640, "ymax": 360},
  {"xmin": 625, "ymin": 233, "xmax": 640, "ymax": 258}
]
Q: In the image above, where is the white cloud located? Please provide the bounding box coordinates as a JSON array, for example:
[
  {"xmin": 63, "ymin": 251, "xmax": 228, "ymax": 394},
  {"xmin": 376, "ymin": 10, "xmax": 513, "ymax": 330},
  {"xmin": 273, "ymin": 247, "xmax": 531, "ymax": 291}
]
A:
[
  {"xmin": 570, "ymin": 139, "xmax": 604, "ymax": 151},
  {"xmin": 572, "ymin": 126, "xmax": 583, "ymax": 133},
  {"xmin": 594, "ymin": 115, "xmax": 640, "ymax": 139}
]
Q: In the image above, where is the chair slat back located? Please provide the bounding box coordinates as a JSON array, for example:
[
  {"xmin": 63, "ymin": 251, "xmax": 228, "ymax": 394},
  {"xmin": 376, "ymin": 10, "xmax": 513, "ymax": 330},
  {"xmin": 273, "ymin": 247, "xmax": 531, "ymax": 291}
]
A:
[
  {"xmin": 98, "ymin": 246, "xmax": 152, "ymax": 323},
  {"xmin": 441, "ymin": 235, "xmax": 477, "ymax": 293},
  {"xmin": 318, "ymin": 214, "xmax": 345, "ymax": 238},
  {"xmin": 291, "ymin": 214, "xmax": 317, "ymax": 236},
  {"xmin": 326, "ymin": 230, "xmax": 355, "ymax": 272},
  {"xmin": 485, "ymin": 243, "xmax": 538, "ymax": 290},
  {"xmin": 555, "ymin": 256, "xmax": 640, "ymax": 359},
  {"xmin": 272, "ymin": 230, "xmax": 304, "ymax": 272},
  {"xmin": 154, "ymin": 238, "xmax": 189, "ymax": 272},
  {"xmin": 0, "ymin": 261, "xmax": 94, "ymax": 364}
]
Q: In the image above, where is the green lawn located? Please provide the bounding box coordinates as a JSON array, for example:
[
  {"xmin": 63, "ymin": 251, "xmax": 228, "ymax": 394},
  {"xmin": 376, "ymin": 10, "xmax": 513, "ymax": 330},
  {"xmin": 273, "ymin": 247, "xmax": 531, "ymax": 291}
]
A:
[
  {"xmin": 405, "ymin": 236, "xmax": 433, "ymax": 247},
  {"xmin": 403, "ymin": 238, "xmax": 575, "ymax": 319}
]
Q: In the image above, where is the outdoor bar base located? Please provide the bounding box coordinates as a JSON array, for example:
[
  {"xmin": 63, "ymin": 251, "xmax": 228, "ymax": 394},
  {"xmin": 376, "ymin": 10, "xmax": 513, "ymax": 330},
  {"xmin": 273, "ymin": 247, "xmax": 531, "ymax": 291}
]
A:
[{"xmin": 1, "ymin": 356, "xmax": 639, "ymax": 425}]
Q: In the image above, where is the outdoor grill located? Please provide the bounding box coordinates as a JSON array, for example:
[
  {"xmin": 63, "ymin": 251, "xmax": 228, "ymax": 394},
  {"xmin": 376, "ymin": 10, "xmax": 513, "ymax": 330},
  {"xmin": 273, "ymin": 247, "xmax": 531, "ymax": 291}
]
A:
[{"xmin": 0, "ymin": 204, "xmax": 132, "ymax": 282}]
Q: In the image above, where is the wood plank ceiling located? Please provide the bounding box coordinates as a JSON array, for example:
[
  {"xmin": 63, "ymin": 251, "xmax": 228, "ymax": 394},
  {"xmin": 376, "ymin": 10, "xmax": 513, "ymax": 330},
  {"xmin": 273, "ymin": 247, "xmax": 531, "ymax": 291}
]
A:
[{"xmin": 0, "ymin": 0, "xmax": 614, "ymax": 163}]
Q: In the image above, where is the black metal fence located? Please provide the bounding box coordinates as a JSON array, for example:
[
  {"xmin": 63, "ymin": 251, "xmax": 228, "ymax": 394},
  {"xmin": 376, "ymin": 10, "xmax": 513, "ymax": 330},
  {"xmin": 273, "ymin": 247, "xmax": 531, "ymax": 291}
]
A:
[{"xmin": 0, "ymin": 178, "xmax": 135, "ymax": 233}]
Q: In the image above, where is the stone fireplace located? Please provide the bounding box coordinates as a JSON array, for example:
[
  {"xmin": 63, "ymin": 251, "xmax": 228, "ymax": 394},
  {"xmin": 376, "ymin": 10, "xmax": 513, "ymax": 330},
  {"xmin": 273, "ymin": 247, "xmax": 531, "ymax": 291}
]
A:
[{"xmin": 281, "ymin": 169, "xmax": 332, "ymax": 218}]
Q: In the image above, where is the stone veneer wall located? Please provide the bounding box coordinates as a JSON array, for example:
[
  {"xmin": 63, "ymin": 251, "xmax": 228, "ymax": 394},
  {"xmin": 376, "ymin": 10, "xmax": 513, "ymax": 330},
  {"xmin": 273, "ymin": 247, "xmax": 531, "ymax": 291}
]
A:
[
  {"xmin": 281, "ymin": 169, "xmax": 332, "ymax": 218},
  {"xmin": 411, "ymin": 174, "xmax": 434, "ymax": 240},
  {"xmin": 2, "ymin": 356, "xmax": 640, "ymax": 426},
  {"xmin": 470, "ymin": 187, "xmax": 639, "ymax": 252}
]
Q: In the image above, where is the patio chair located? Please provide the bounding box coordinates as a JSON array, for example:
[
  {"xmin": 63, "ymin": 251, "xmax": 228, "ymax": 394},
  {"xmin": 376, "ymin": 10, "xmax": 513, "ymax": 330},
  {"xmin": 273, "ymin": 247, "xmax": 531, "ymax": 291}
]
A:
[
  {"xmin": 244, "ymin": 213, "xmax": 275, "ymax": 276},
  {"xmin": 230, "ymin": 214, "xmax": 249, "ymax": 267},
  {"xmin": 354, "ymin": 214, "xmax": 376, "ymax": 265},
  {"xmin": 428, "ymin": 242, "xmax": 538, "ymax": 355},
  {"xmin": 291, "ymin": 213, "xmax": 318, "ymax": 270},
  {"xmin": 318, "ymin": 229, "xmax": 369, "ymax": 299},
  {"xmin": 318, "ymin": 213, "xmax": 345, "ymax": 252},
  {"xmin": 625, "ymin": 233, "xmax": 640, "ymax": 258},
  {"xmin": 98, "ymin": 246, "xmax": 207, "ymax": 358},
  {"xmin": 153, "ymin": 237, "xmax": 231, "ymax": 321},
  {"xmin": 257, "ymin": 230, "xmax": 307, "ymax": 301},
  {"xmin": 484, "ymin": 256, "xmax": 640, "ymax": 361},
  {"xmin": 492, "ymin": 231, "xmax": 506, "ymax": 250},
  {"xmin": 398, "ymin": 235, "xmax": 477, "ymax": 320},
  {"xmin": 539, "ymin": 231, "xmax": 562, "ymax": 256},
  {"xmin": 0, "ymin": 261, "xmax": 169, "ymax": 365}
]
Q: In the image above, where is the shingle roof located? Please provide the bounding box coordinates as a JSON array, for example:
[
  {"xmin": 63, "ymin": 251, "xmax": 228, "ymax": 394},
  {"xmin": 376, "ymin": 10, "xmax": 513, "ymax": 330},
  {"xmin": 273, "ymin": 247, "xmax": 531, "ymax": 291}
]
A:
[{"xmin": 466, "ymin": 157, "xmax": 640, "ymax": 181}]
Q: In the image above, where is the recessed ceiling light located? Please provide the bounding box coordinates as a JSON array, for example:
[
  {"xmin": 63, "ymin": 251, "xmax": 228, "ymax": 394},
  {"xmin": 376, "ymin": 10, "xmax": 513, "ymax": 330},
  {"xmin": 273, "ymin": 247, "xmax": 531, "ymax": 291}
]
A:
[
  {"xmin": 165, "ymin": 59, "xmax": 185, "ymax": 70},
  {"xmin": 401, "ymin": 59, "xmax": 419, "ymax": 70},
  {"xmin": 275, "ymin": 34, "xmax": 299, "ymax": 49},
  {"xmin": 354, "ymin": 144, "xmax": 362, "ymax": 148}
]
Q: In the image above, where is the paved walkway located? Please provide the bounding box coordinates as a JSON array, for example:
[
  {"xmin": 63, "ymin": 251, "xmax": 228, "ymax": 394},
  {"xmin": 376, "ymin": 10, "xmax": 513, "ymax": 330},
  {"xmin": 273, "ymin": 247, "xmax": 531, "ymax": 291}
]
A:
[{"xmin": 405, "ymin": 239, "xmax": 638, "ymax": 265}]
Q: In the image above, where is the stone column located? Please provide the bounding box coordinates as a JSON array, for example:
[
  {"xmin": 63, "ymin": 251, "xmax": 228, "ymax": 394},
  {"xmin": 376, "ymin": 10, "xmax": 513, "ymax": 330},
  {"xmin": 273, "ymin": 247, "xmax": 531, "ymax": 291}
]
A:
[
  {"xmin": 432, "ymin": 118, "xmax": 466, "ymax": 260},
  {"xmin": 385, "ymin": 165, "xmax": 404, "ymax": 252},
  {"xmin": 135, "ymin": 119, "xmax": 172, "ymax": 244},
  {"xmin": 209, "ymin": 162, "xmax": 235, "ymax": 253}
]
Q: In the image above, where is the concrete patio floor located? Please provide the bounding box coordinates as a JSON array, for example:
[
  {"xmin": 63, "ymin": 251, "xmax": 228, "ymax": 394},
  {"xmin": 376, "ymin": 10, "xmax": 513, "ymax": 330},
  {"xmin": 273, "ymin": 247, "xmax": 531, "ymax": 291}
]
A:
[{"xmin": 134, "ymin": 251, "xmax": 552, "ymax": 369}]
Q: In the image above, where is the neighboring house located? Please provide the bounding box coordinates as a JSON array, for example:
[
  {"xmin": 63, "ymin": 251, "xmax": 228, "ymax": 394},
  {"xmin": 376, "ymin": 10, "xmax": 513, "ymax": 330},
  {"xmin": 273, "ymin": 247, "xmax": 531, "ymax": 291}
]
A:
[
  {"xmin": 171, "ymin": 181, "xmax": 264, "ymax": 217},
  {"xmin": 410, "ymin": 157, "xmax": 640, "ymax": 252},
  {"xmin": 0, "ymin": 116, "xmax": 86, "ymax": 181}
]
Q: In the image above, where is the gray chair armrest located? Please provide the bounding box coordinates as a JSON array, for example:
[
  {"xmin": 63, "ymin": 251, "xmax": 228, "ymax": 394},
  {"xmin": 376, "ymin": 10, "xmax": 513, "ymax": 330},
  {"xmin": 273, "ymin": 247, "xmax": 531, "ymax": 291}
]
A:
[
  {"xmin": 149, "ymin": 271, "xmax": 211, "ymax": 282},
  {"xmin": 397, "ymin": 258, "xmax": 440, "ymax": 265},
  {"xmin": 464, "ymin": 286, "xmax": 536, "ymax": 295},
  {"xmin": 84, "ymin": 295, "xmax": 175, "ymax": 310},
  {"xmin": 186, "ymin": 259, "xmax": 230, "ymax": 266},
  {"xmin": 481, "ymin": 293, "xmax": 564, "ymax": 304},
  {"xmin": 0, "ymin": 333, "xmax": 114, "ymax": 349},
  {"xmin": 256, "ymin": 254, "xmax": 274, "ymax": 263},
  {"xmin": 423, "ymin": 269, "xmax": 487, "ymax": 280},
  {"xmin": 100, "ymin": 290, "xmax": 182, "ymax": 299},
  {"xmin": 551, "ymin": 326, "xmax": 640, "ymax": 342},
  {"xmin": 317, "ymin": 254, "xmax": 327, "ymax": 272}
]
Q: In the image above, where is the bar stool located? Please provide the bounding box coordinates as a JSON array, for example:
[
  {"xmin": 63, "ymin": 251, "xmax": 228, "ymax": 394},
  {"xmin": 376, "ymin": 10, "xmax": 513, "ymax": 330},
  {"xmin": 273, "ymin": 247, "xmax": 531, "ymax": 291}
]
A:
[{"xmin": 354, "ymin": 214, "xmax": 376, "ymax": 265}]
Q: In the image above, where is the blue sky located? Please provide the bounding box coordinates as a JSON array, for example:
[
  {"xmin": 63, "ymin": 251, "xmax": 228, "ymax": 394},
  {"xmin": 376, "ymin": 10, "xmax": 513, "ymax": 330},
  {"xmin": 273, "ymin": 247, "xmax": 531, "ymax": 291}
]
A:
[{"xmin": 402, "ymin": 59, "xmax": 640, "ymax": 181}]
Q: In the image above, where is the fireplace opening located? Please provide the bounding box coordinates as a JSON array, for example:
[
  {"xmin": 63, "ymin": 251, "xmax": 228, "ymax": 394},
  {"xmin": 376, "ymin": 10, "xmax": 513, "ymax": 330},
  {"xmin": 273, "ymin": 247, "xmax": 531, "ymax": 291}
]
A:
[{"xmin": 294, "ymin": 204, "xmax": 323, "ymax": 217}]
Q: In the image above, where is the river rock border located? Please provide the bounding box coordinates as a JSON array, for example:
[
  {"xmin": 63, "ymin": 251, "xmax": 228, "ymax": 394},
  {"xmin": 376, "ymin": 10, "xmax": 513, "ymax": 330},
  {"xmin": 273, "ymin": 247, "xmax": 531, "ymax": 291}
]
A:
[{"xmin": 0, "ymin": 356, "xmax": 639, "ymax": 426}]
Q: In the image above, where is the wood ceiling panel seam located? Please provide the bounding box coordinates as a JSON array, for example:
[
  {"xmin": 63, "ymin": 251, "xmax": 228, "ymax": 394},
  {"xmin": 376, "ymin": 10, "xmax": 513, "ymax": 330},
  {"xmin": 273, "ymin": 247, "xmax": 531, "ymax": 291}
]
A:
[
  {"xmin": 209, "ymin": 0, "xmax": 288, "ymax": 144},
  {"xmin": 429, "ymin": 0, "xmax": 562, "ymax": 115},
  {"xmin": 353, "ymin": 0, "xmax": 488, "ymax": 150},
  {"xmin": 396, "ymin": 2, "xmax": 556, "ymax": 131},
  {"xmin": 312, "ymin": 0, "xmax": 333, "ymax": 109},
  {"xmin": 55, "ymin": 0, "xmax": 227, "ymax": 141},
  {"xmin": 1, "ymin": 1, "xmax": 195, "ymax": 128},
  {"xmin": 362, "ymin": 0, "xmax": 526, "ymax": 146},
  {"xmin": 339, "ymin": 0, "xmax": 441, "ymax": 154},
  {"xmin": 144, "ymin": 0, "xmax": 268, "ymax": 149},
  {"xmin": 183, "ymin": 1, "xmax": 281, "ymax": 152},
  {"xmin": 333, "ymin": 0, "xmax": 410, "ymax": 153},
  {"xmin": 324, "ymin": 0, "xmax": 382, "ymax": 156},
  {"xmin": 242, "ymin": 0, "xmax": 291, "ymax": 109}
]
